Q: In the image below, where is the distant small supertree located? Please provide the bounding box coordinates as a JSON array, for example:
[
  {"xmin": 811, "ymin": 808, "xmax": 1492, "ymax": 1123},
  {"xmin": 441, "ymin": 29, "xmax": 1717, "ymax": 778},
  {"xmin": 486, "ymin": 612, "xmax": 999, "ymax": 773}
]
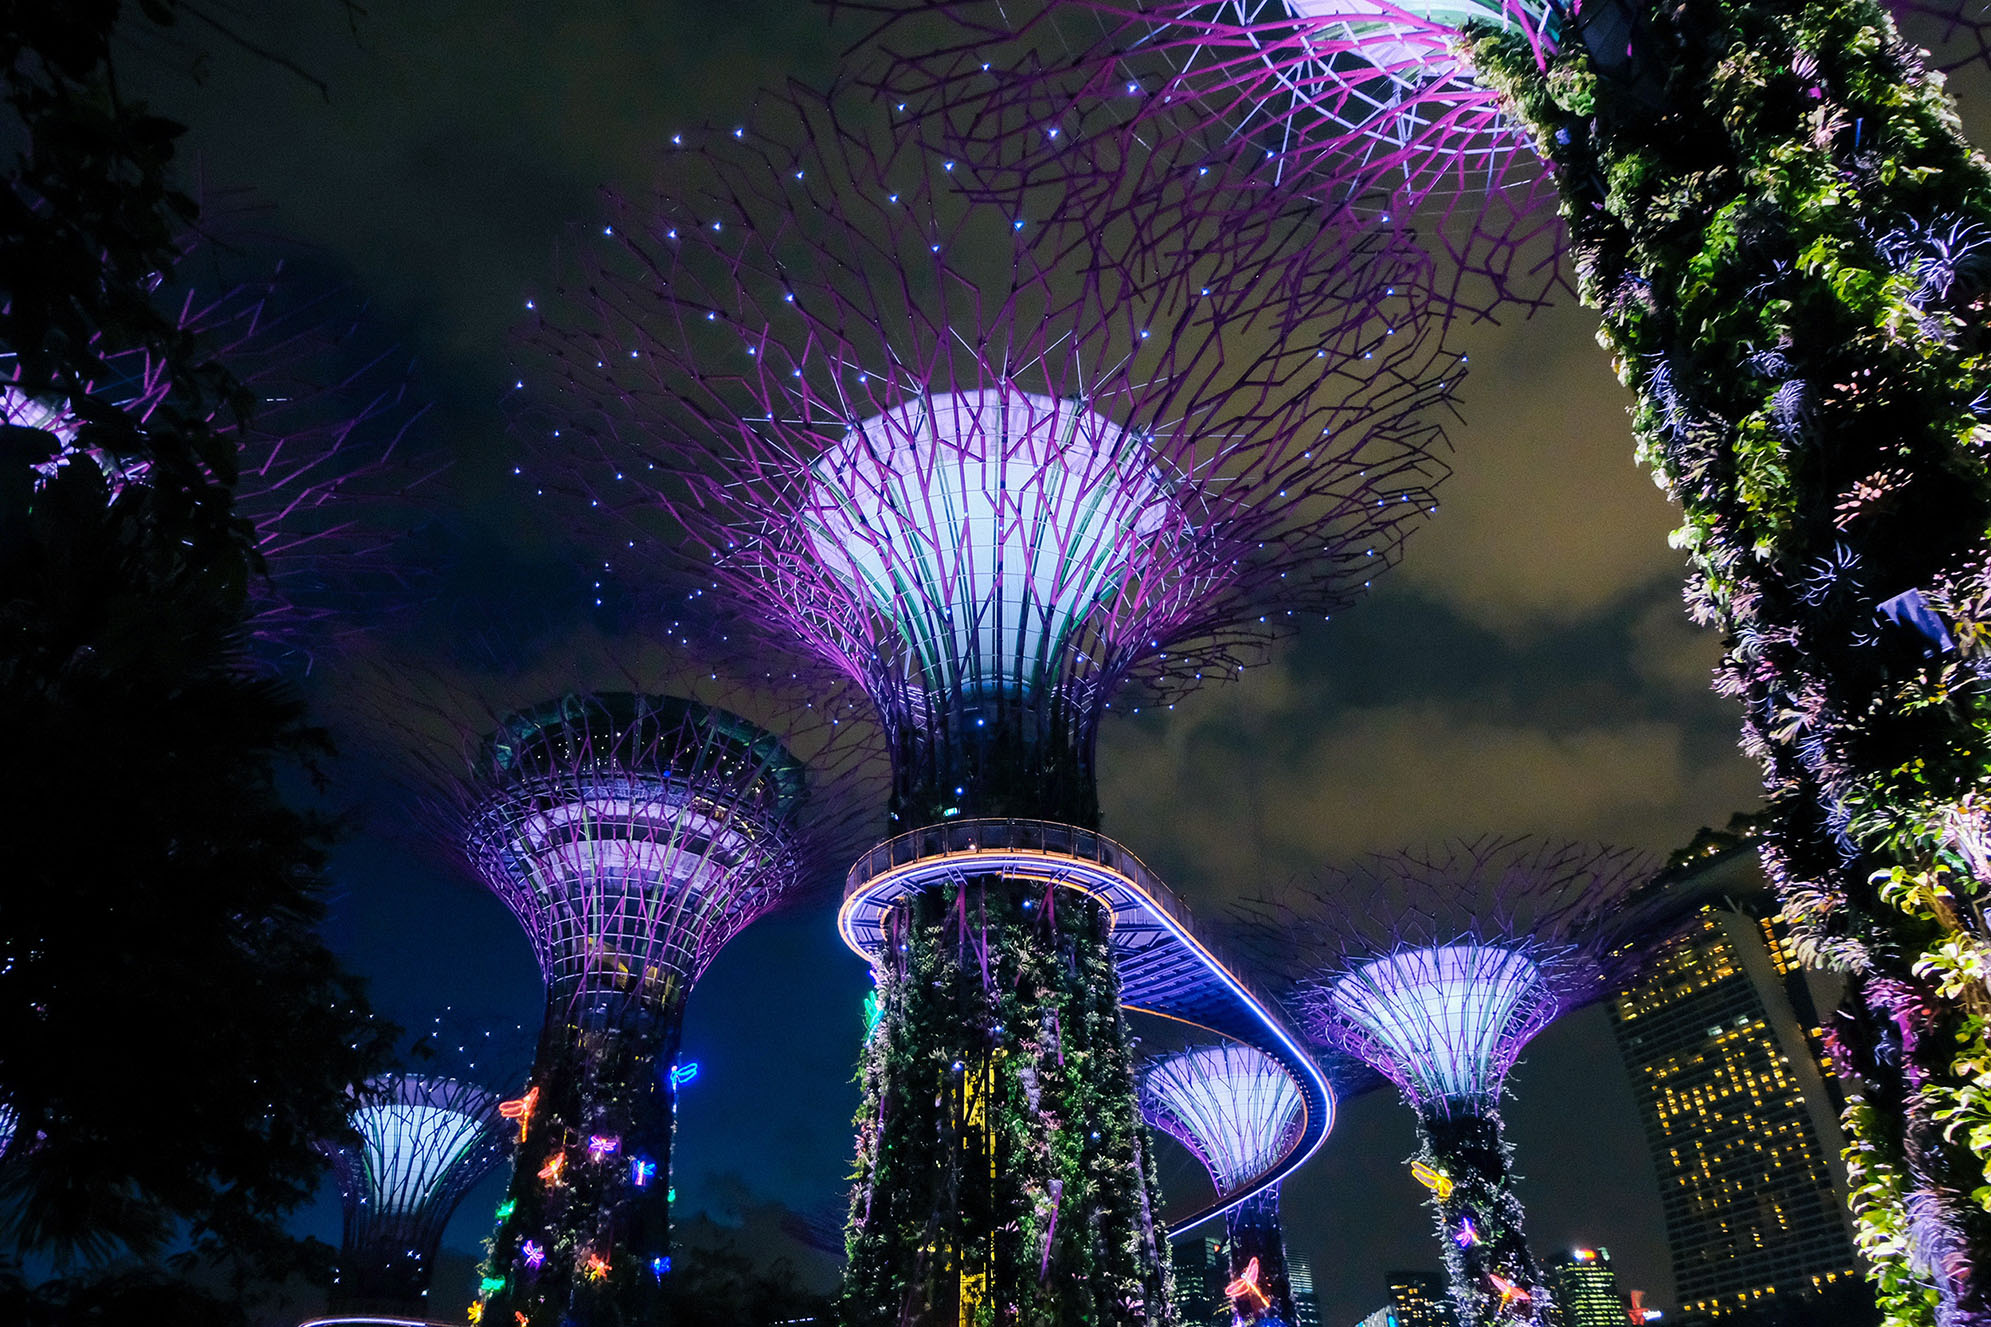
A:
[
  {"xmin": 326, "ymin": 1072, "xmax": 511, "ymax": 1316},
  {"xmin": 520, "ymin": 82, "xmax": 1452, "ymax": 1327},
  {"xmin": 389, "ymin": 665, "xmax": 877, "ymax": 1327},
  {"xmin": 1140, "ymin": 1045, "xmax": 1308, "ymax": 1327},
  {"xmin": 855, "ymin": 6, "xmax": 1991, "ymax": 1313},
  {"xmin": 1272, "ymin": 837, "xmax": 1654, "ymax": 1327}
]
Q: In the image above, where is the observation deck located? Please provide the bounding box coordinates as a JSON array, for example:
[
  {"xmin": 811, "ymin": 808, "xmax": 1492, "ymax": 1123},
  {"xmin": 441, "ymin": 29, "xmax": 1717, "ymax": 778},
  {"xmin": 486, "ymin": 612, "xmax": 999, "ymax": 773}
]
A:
[{"xmin": 839, "ymin": 818, "xmax": 1332, "ymax": 1232}]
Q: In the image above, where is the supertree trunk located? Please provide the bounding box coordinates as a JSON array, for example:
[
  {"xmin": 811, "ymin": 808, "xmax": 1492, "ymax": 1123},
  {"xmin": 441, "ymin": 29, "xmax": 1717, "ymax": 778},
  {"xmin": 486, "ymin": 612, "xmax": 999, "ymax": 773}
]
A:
[
  {"xmin": 1223, "ymin": 1187, "xmax": 1294, "ymax": 1327},
  {"xmin": 480, "ymin": 984, "xmax": 682, "ymax": 1327},
  {"xmin": 1414, "ymin": 1110, "xmax": 1549, "ymax": 1327},
  {"xmin": 844, "ymin": 879, "xmax": 1172, "ymax": 1327},
  {"xmin": 1465, "ymin": 3, "xmax": 1991, "ymax": 1320}
]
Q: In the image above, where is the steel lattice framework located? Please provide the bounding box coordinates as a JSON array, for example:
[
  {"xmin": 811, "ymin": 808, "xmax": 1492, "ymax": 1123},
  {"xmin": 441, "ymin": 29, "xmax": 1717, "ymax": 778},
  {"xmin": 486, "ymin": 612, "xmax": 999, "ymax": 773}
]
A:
[
  {"xmin": 390, "ymin": 672, "xmax": 878, "ymax": 1327},
  {"xmin": 849, "ymin": 0, "xmax": 1991, "ymax": 326},
  {"xmin": 3, "ymin": 273, "xmax": 424, "ymax": 657},
  {"xmin": 1265, "ymin": 836, "xmax": 1656, "ymax": 1326},
  {"xmin": 1140, "ymin": 1044, "xmax": 1303, "ymax": 1193},
  {"xmin": 327, "ymin": 1073, "xmax": 511, "ymax": 1316},
  {"xmin": 464, "ymin": 692, "xmax": 811, "ymax": 997},
  {"xmin": 525, "ymin": 85, "xmax": 1457, "ymax": 828},
  {"xmin": 1287, "ymin": 836, "xmax": 1653, "ymax": 1113},
  {"xmin": 1140, "ymin": 1044, "xmax": 1306, "ymax": 1327}
]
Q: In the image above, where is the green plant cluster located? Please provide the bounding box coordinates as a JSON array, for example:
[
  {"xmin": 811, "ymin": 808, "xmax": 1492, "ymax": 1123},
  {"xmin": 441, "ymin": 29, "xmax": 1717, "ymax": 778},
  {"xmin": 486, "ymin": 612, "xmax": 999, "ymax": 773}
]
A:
[
  {"xmin": 1415, "ymin": 1110, "xmax": 1550, "ymax": 1326},
  {"xmin": 1466, "ymin": 0, "xmax": 1991, "ymax": 1319},
  {"xmin": 842, "ymin": 879, "xmax": 1174, "ymax": 1327},
  {"xmin": 477, "ymin": 987, "xmax": 682, "ymax": 1327}
]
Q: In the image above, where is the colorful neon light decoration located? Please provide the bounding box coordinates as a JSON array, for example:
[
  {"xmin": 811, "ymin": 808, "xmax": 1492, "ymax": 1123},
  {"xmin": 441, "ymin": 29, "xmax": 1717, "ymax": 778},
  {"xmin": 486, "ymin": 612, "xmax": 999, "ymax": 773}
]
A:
[
  {"xmin": 1226, "ymin": 1258, "xmax": 1271, "ymax": 1311},
  {"xmin": 537, "ymin": 1152, "xmax": 565, "ymax": 1186},
  {"xmin": 629, "ymin": 1157, "xmax": 656, "ymax": 1188},
  {"xmin": 1410, "ymin": 1159, "xmax": 1453, "ymax": 1201},
  {"xmin": 521, "ymin": 1241, "xmax": 546, "ymax": 1271},
  {"xmin": 527, "ymin": 81, "xmax": 1448, "ymax": 1327},
  {"xmin": 498, "ymin": 1087, "xmax": 538, "ymax": 1143},
  {"xmin": 1139, "ymin": 1044, "xmax": 1310, "ymax": 1324},
  {"xmin": 582, "ymin": 1253, "xmax": 610, "ymax": 1282},
  {"xmin": 669, "ymin": 1062, "xmax": 699, "ymax": 1088},
  {"xmin": 586, "ymin": 1134, "xmax": 619, "ymax": 1161}
]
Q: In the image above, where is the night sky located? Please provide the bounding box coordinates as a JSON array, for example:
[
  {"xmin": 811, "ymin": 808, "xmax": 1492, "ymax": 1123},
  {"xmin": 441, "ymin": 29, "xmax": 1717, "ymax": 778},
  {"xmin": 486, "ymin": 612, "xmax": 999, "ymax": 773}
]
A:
[{"xmin": 121, "ymin": 4, "xmax": 1991, "ymax": 1325}]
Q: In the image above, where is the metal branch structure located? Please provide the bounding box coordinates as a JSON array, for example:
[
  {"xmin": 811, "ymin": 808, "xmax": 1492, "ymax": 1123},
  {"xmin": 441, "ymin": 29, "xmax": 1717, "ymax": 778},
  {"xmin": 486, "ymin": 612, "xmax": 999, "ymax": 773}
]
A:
[
  {"xmin": 326, "ymin": 1073, "xmax": 511, "ymax": 1317},
  {"xmin": 853, "ymin": 4, "xmax": 1991, "ymax": 1319},
  {"xmin": 520, "ymin": 85, "xmax": 1430, "ymax": 1327},
  {"xmin": 397, "ymin": 675, "xmax": 878, "ymax": 1327},
  {"xmin": 1141, "ymin": 1045, "xmax": 1305, "ymax": 1327},
  {"xmin": 3, "ymin": 270, "xmax": 426, "ymax": 662},
  {"xmin": 1276, "ymin": 837, "xmax": 1655, "ymax": 1327}
]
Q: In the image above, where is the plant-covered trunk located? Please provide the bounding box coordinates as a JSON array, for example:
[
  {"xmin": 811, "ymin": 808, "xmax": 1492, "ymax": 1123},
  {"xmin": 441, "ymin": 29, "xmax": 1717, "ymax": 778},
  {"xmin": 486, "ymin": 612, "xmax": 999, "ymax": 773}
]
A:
[
  {"xmin": 1222, "ymin": 1186, "xmax": 1294, "ymax": 1327},
  {"xmin": 478, "ymin": 984, "xmax": 683, "ymax": 1327},
  {"xmin": 1467, "ymin": 3, "xmax": 1991, "ymax": 1321},
  {"xmin": 1415, "ymin": 1109, "xmax": 1549, "ymax": 1326},
  {"xmin": 842, "ymin": 879, "xmax": 1174, "ymax": 1327}
]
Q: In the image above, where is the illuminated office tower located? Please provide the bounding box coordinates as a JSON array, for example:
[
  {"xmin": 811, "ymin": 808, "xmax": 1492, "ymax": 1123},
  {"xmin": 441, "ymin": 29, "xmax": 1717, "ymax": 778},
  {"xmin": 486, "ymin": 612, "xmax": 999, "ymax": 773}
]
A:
[
  {"xmin": 1609, "ymin": 847, "xmax": 1859, "ymax": 1320},
  {"xmin": 1542, "ymin": 1248, "xmax": 1624, "ymax": 1327},
  {"xmin": 1175, "ymin": 1235, "xmax": 1229, "ymax": 1325},
  {"xmin": 1386, "ymin": 1271, "xmax": 1457, "ymax": 1327},
  {"xmin": 1288, "ymin": 1256, "xmax": 1322, "ymax": 1327}
]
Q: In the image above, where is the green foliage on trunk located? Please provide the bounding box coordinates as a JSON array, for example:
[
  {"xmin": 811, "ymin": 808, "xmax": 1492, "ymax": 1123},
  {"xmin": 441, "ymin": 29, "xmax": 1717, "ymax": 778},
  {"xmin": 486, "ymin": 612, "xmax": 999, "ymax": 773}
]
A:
[
  {"xmin": 1465, "ymin": 2, "xmax": 1991, "ymax": 1318},
  {"xmin": 842, "ymin": 880, "xmax": 1174, "ymax": 1327}
]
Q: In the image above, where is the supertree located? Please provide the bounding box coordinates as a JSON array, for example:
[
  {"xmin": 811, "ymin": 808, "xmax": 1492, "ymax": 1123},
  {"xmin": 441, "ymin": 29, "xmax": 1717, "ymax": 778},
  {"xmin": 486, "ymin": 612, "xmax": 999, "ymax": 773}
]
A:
[
  {"xmin": 851, "ymin": 2, "xmax": 1991, "ymax": 1316},
  {"xmin": 520, "ymin": 82, "xmax": 1447, "ymax": 1327},
  {"xmin": 399, "ymin": 668, "xmax": 878, "ymax": 1327},
  {"xmin": 1139, "ymin": 1045, "xmax": 1306, "ymax": 1327},
  {"xmin": 324, "ymin": 1072, "xmax": 512, "ymax": 1318},
  {"xmin": 1265, "ymin": 837, "xmax": 1654, "ymax": 1327},
  {"xmin": 3, "ymin": 268, "xmax": 426, "ymax": 662}
]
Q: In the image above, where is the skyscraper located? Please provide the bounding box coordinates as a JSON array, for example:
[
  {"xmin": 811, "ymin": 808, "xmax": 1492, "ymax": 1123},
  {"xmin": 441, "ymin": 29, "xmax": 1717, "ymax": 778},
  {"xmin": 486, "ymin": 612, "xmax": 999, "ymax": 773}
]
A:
[
  {"xmin": 1174, "ymin": 1235, "xmax": 1228, "ymax": 1325},
  {"xmin": 1287, "ymin": 1256, "xmax": 1322, "ymax": 1327},
  {"xmin": 1384, "ymin": 1271, "xmax": 1457, "ymax": 1327},
  {"xmin": 1609, "ymin": 845, "xmax": 1861, "ymax": 1318},
  {"xmin": 1544, "ymin": 1247, "xmax": 1626, "ymax": 1327}
]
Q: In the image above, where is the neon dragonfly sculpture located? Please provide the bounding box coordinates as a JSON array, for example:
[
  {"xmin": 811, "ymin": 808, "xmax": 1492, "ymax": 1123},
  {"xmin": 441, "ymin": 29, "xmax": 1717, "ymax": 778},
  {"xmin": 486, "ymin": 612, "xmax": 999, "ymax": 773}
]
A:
[
  {"xmin": 1277, "ymin": 837, "xmax": 1653, "ymax": 1327},
  {"xmin": 516, "ymin": 78, "xmax": 1453, "ymax": 1327}
]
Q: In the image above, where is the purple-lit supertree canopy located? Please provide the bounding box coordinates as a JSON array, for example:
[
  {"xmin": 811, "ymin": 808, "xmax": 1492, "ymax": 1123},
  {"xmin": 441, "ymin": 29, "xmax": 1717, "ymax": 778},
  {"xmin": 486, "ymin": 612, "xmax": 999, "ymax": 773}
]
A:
[
  {"xmin": 1140, "ymin": 1045, "xmax": 1306, "ymax": 1327},
  {"xmin": 398, "ymin": 677, "xmax": 875, "ymax": 1327},
  {"xmin": 521, "ymin": 83, "xmax": 1452, "ymax": 1327},
  {"xmin": 856, "ymin": 4, "xmax": 1991, "ymax": 1315},
  {"xmin": 1271, "ymin": 837, "xmax": 1654, "ymax": 1327},
  {"xmin": 3, "ymin": 270, "xmax": 424, "ymax": 662},
  {"xmin": 324, "ymin": 1072, "xmax": 511, "ymax": 1318}
]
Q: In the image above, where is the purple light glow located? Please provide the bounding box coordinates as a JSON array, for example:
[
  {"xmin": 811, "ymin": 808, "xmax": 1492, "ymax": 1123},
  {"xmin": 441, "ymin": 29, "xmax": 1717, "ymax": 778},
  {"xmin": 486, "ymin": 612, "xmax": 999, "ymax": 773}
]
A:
[
  {"xmin": 523, "ymin": 86, "xmax": 1455, "ymax": 788},
  {"xmin": 1275, "ymin": 837, "xmax": 1657, "ymax": 1113},
  {"xmin": 804, "ymin": 388, "xmax": 1173, "ymax": 703},
  {"xmin": 1330, "ymin": 944, "xmax": 1554, "ymax": 1108},
  {"xmin": 1140, "ymin": 1044, "xmax": 1304, "ymax": 1192}
]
